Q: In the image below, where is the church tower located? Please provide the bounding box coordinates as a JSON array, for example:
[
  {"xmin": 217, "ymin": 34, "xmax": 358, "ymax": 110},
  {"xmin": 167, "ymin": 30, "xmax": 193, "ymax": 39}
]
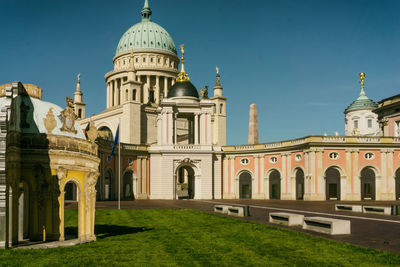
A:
[
  {"xmin": 210, "ymin": 67, "xmax": 227, "ymax": 146},
  {"xmin": 344, "ymin": 72, "xmax": 379, "ymax": 136},
  {"xmin": 73, "ymin": 74, "xmax": 86, "ymax": 119}
]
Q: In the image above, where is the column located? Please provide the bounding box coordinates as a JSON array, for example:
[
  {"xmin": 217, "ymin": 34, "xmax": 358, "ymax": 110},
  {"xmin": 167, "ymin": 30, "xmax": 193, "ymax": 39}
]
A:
[
  {"xmin": 137, "ymin": 76, "xmax": 142, "ymax": 103},
  {"xmin": 174, "ymin": 114, "xmax": 177, "ymax": 144},
  {"xmin": 162, "ymin": 112, "xmax": 167, "ymax": 145},
  {"xmin": 345, "ymin": 149, "xmax": 352, "ymax": 200},
  {"xmin": 106, "ymin": 83, "xmax": 110, "ymax": 108},
  {"xmin": 142, "ymin": 157, "xmax": 147, "ymax": 197},
  {"xmin": 168, "ymin": 111, "xmax": 173, "ymax": 144},
  {"xmin": 286, "ymin": 153, "xmax": 291, "ymax": 199},
  {"xmin": 194, "ymin": 113, "xmax": 199, "ymax": 144},
  {"xmin": 164, "ymin": 77, "xmax": 168, "ymax": 98},
  {"xmin": 117, "ymin": 79, "xmax": 121, "ymax": 105},
  {"xmin": 254, "ymin": 155, "xmax": 259, "ymax": 198},
  {"xmin": 260, "ymin": 155, "xmax": 265, "ymax": 198},
  {"xmin": 171, "ymin": 79, "xmax": 175, "ymax": 86},
  {"xmin": 155, "ymin": 76, "xmax": 160, "ymax": 104},
  {"xmin": 113, "ymin": 80, "xmax": 117, "ymax": 107},
  {"xmin": 352, "ymin": 149, "xmax": 359, "ymax": 200},
  {"xmin": 145, "ymin": 75, "xmax": 150, "ymax": 103},
  {"xmin": 281, "ymin": 153, "xmax": 287, "ymax": 198},
  {"xmin": 309, "ymin": 150, "xmax": 316, "ymax": 198},
  {"xmin": 206, "ymin": 112, "xmax": 211, "ymax": 145},
  {"xmin": 137, "ymin": 157, "xmax": 142, "ymax": 195},
  {"xmin": 387, "ymin": 149, "xmax": 394, "ymax": 198}
]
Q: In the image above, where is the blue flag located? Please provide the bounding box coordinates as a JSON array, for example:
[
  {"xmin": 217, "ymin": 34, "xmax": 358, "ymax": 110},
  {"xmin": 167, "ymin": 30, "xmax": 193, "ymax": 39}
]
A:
[{"xmin": 108, "ymin": 125, "xmax": 119, "ymax": 162}]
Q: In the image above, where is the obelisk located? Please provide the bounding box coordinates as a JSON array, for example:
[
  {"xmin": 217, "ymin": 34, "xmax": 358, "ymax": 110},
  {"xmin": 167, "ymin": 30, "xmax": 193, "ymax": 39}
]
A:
[{"xmin": 248, "ymin": 104, "xmax": 259, "ymax": 145}]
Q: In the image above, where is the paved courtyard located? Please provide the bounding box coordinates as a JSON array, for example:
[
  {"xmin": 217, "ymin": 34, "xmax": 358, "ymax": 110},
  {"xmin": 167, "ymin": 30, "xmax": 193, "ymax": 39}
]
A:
[{"xmin": 67, "ymin": 199, "xmax": 400, "ymax": 254}]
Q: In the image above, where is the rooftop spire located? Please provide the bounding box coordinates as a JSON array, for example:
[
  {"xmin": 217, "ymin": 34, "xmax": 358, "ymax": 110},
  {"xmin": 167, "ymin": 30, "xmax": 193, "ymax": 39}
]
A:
[
  {"xmin": 141, "ymin": 0, "xmax": 152, "ymax": 21},
  {"xmin": 358, "ymin": 72, "xmax": 368, "ymax": 100},
  {"xmin": 76, "ymin": 73, "xmax": 81, "ymax": 92},
  {"xmin": 176, "ymin": 44, "xmax": 190, "ymax": 82}
]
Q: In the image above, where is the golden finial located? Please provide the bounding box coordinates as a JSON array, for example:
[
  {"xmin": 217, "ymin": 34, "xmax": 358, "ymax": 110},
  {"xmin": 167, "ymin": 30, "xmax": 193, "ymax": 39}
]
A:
[
  {"xmin": 176, "ymin": 44, "xmax": 190, "ymax": 82},
  {"xmin": 359, "ymin": 72, "xmax": 365, "ymax": 90}
]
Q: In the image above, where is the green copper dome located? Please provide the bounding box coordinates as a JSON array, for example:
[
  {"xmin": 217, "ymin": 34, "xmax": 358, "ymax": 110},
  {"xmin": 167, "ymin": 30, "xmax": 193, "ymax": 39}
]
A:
[
  {"xmin": 115, "ymin": 0, "xmax": 177, "ymax": 56},
  {"xmin": 344, "ymin": 87, "xmax": 377, "ymax": 113}
]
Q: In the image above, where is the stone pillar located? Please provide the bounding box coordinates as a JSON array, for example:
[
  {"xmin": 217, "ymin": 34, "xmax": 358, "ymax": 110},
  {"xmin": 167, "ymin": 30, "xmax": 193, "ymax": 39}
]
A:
[
  {"xmin": 254, "ymin": 155, "xmax": 259, "ymax": 198},
  {"xmin": 164, "ymin": 77, "xmax": 168, "ymax": 98},
  {"xmin": 18, "ymin": 191, "xmax": 23, "ymax": 242},
  {"xmin": 281, "ymin": 153, "xmax": 287, "ymax": 199},
  {"xmin": 117, "ymin": 79, "xmax": 121, "ymax": 106},
  {"xmin": 106, "ymin": 82, "xmax": 110, "ymax": 108},
  {"xmin": 168, "ymin": 112, "xmax": 173, "ymax": 144},
  {"xmin": 206, "ymin": 112, "xmax": 212, "ymax": 145},
  {"xmin": 155, "ymin": 76, "xmax": 160, "ymax": 104},
  {"xmin": 248, "ymin": 104, "xmax": 259, "ymax": 145},
  {"xmin": 113, "ymin": 80, "xmax": 117, "ymax": 107},
  {"xmin": 174, "ymin": 114, "xmax": 177, "ymax": 144},
  {"xmin": 352, "ymin": 149, "xmax": 360, "ymax": 200},
  {"xmin": 145, "ymin": 75, "xmax": 150, "ymax": 103},
  {"xmin": 137, "ymin": 157, "xmax": 142, "ymax": 195},
  {"xmin": 194, "ymin": 113, "xmax": 199, "ymax": 144},
  {"xmin": 171, "ymin": 79, "xmax": 175, "ymax": 86},
  {"xmin": 142, "ymin": 157, "xmax": 147, "ymax": 197}
]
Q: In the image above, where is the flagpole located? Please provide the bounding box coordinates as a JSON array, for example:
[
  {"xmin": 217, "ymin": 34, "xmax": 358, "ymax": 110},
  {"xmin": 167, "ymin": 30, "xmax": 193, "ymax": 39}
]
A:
[{"xmin": 118, "ymin": 118, "xmax": 121, "ymax": 210}]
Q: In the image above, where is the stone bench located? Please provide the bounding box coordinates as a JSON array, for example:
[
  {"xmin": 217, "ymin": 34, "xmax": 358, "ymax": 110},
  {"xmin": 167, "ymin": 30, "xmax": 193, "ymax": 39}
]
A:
[
  {"xmin": 303, "ymin": 217, "xmax": 351, "ymax": 235},
  {"xmin": 214, "ymin": 205, "xmax": 231, "ymax": 214},
  {"xmin": 362, "ymin": 206, "xmax": 392, "ymax": 215},
  {"xmin": 269, "ymin": 212, "xmax": 304, "ymax": 226},
  {"xmin": 335, "ymin": 204, "xmax": 362, "ymax": 212},
  {"xmin": 227, "ymin": 206, "xmax": 250, "ymax": 217}
]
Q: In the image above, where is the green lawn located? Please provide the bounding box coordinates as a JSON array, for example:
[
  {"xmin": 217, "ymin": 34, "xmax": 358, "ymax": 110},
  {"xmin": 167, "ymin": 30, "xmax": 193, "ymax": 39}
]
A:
[{"xmin": 1, "ymin": 209, "xmax": 400, "ymax": 266}]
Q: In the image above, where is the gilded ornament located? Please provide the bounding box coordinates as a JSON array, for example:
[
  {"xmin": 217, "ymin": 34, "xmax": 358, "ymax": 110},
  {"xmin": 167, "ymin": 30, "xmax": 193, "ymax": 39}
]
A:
[
  {"xmin": 43, "ymin": 107, "xmax": 57, "ymax": 133},
  {"xmin": 176, "ymin": 44, "xmax": 190, "ymax": 82},
  {"xmin": 359, "ymin": 72, "xmax": 365, "ymax": 90},
  {"xmin": 86, "ymin": 123, "xmax": 98, "ymax": 142}
]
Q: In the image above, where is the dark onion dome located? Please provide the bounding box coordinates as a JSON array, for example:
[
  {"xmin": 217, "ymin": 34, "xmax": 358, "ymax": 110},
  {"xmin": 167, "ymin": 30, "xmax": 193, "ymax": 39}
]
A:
[{"xmin": 167, "ymin": 80, "xmax": 199, "ymax": 99}]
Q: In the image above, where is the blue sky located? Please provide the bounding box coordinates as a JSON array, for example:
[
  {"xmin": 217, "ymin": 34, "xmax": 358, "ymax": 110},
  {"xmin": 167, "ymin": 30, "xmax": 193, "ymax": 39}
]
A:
[{"xmin": 1, "ymin": 0, "xmax": 400, "ymax": 145}]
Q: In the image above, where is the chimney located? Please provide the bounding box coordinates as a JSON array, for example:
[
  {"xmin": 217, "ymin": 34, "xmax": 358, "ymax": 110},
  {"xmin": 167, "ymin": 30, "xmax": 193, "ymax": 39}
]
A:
[{"xmin": 248, "ymin": 104, "xmax": 259, "ymax": 145}]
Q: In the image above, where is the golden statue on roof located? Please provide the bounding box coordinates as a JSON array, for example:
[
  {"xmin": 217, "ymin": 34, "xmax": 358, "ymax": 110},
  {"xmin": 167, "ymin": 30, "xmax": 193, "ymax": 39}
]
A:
[
  {"xmin": 359, "ymin": 72, "xmax": 365, "ymax": 90},
  {"xmin": 176, "ymin": 44, "xmax": 190, "ymax": 82}
]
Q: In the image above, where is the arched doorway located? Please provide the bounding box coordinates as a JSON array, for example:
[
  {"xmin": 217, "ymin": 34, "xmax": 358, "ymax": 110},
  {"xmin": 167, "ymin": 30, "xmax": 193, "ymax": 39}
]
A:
[
  {"xmin": 325, "ymin": 167, "xmax": 341, "ymax": 200},
  {"xmin": 269, "ymin": 170, "xmax": 281, "ymax": 199},
  {"xmin": 104, "ymin": 169, "xmax": 113, "ymax": 200},
  {"xmin": 64, "ymin": 182, "xmax": 77, "ymax": 201},
  {"xmin": 361, "ymin": 167, "xmax": 376, "ymax": 200},
  {"xmin": 295, "ymin": 169, "xmax": 304, "ymax": 200},
  {"xmin": 396, "ymin": 169, "xmax": 400, "ymax": 200},
  {"xmin": 176, "ymin": 166, "xmax": 195, "ymax": 199},
  {"xmin": 63, "ymin": 181, "xmax": 80, "ymax": 240},
  {"xmin": 239, "ymin": 171, "xmax": 252, "ymax": 199},
  {"xmin": 123, "ymin": 171, "xmax": 134, "ymax": 200}
]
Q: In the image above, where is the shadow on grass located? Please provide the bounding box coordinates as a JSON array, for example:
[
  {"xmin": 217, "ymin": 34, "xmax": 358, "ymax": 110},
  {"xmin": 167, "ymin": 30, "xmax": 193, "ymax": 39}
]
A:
[
  {"xmin": 94, "ymin": 224, "xmax": 154, "ymax": 239},
  {"xmin": 63, "ymin": 225, "xmax": 153, "ymax": 240},
  {"xmin": 64, "ymin": 225, "xmax": 153, "ymax": 240}
]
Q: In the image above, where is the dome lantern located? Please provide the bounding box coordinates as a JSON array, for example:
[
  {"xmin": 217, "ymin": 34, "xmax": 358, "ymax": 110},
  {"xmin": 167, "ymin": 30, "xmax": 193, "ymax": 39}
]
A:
[{"xmin": 141, "ymin": 0, "xmax": 152, "ymax": 22}]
